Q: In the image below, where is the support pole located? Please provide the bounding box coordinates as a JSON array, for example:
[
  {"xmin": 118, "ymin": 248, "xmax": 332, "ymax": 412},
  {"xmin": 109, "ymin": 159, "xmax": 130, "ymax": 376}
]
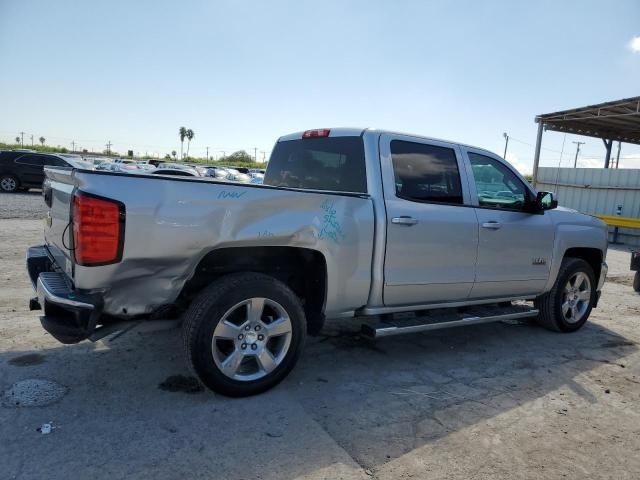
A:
[
  {"xmin": 603, "ymin": 138, "xmax": 613, "ymax": 168},
  {"xmin": 615, "ymin": 141, "xmax": 621, "ymax": 168},
  {"xmin": 532, "ymin": 121, "xmax": 544, "ymax": 188}
]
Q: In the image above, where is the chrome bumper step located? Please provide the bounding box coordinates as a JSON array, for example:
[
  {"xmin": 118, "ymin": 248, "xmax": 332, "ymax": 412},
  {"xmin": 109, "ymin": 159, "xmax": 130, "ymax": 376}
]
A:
[
  {"xmin": 37, "ymin": 272, "xmax": 95, "ymax": 310},
  {"xmin": 360, "ymin": 303, "xmax": 538, "ymax": 339}
]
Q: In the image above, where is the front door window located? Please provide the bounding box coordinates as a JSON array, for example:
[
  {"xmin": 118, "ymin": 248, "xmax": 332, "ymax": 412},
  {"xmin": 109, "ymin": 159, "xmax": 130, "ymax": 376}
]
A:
[{"xmin": 468, "ymin": 152, "xmax": 529, "ymax": 211}]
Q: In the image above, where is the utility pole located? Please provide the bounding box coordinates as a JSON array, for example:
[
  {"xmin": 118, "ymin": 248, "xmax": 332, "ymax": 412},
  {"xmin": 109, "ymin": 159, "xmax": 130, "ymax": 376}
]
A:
[
  {"xmin": 30, "ymin": 135, "xmax": 34, "ymax": 146},
  {"xmin": 572, "ymin": 141, "xmax": 585, "ymax": 168},
  {"xmin": 20, "ymin": 131, "xmax": 25, "ymax": 147},
  {"xmin": 71, "ymin": 141, "xmax": 76, "ymax": 152},
  {"xmin": 105, "ymin": 141, "xmax": 112, "ymax": 156},
  {"xmin": 502, "ymin": 132, "xmax": 509, "ymax": 159},
  {"xmin": 260, "ymin": 151, "xmax": 266, "ymax": 163},
  {"xmin": 206, "ymin": 146, "xmax": 209, "ymax": 161},
  {"xmin": 253, "ymin": 147, "xmax": 258, "ymax": 163},
  {"xmin": 220, "ymin": 150, "xmax": 226, "ymax": 160}
]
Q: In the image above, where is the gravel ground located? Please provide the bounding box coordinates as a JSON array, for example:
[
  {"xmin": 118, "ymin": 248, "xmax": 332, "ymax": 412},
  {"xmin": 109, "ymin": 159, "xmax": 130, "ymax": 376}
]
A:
[
  {"xmin": 0, "ymin": 192, "xmax": 47, "ymax": 220},
  {"xmin": 1, "ymin": 219, "xmax": 639, "ymax": 480}
]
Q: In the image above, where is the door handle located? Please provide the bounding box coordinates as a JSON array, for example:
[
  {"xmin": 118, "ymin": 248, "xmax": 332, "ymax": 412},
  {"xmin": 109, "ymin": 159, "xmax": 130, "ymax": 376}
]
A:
[
  {"xmin": 481, "ymin": 221, "xmax": 502, "ymax": 230},
  {"xmin": 391, "ymin": 216, "xmax": 418, "ymax": 226}
]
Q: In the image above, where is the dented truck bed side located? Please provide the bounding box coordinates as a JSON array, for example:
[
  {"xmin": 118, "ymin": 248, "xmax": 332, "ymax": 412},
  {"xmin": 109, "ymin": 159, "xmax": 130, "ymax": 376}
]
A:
[{"xmin": 43, "ymin": 168, "xmax": 375, "ymax": 319}]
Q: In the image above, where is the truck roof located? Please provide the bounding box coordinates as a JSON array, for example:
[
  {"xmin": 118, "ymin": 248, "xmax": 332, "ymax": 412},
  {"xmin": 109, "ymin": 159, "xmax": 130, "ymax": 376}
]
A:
[{"xmin": 277, "ymin": 128, "xmax": 501, "ymax": 158}]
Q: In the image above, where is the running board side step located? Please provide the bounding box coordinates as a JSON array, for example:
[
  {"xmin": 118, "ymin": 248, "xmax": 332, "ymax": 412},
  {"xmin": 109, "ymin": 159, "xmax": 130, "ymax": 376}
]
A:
[{"xmin": 360, "ymin": 304, "xmax": 539, "ymax": 339}]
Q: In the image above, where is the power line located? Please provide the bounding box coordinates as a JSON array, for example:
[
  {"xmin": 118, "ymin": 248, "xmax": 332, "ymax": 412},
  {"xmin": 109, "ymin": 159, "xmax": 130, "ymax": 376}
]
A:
[{"xmin": 508, "ymin": 135, "xmax": 601, "ymax": 157}]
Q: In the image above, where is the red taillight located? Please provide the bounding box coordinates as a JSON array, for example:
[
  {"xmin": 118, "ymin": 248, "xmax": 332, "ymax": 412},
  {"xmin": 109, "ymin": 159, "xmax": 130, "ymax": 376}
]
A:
[
  {"xmin": 302, "ymin": 129, "xmax": 330, "ymax": 139},
  {"xmin": 72, "ymin": 192, "xmax": 124, "ymax": 266}
]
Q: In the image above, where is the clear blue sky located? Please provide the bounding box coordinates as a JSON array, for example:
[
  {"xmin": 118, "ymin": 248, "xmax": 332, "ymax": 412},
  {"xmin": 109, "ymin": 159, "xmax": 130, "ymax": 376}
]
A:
[{"xmin": 1, "ymin": 0, "xmax": 639, "ymax": 171}]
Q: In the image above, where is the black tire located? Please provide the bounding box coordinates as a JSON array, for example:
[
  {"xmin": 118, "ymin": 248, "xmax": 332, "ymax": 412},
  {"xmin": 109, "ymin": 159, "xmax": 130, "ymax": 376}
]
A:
[
  {"xmin": 535, "ymin": 257, "xmax": 596, "ymax": 332},
  {"xmin": 0, "ymin": 174, "xmax": 19, "ymax": 193},
  {"xmin": 633, "ymin": 271, "xmax": 640, "ymax": 293},
  {"xmin": 182, "ymin": 272, "xmax": 306, "ymax": 397}
]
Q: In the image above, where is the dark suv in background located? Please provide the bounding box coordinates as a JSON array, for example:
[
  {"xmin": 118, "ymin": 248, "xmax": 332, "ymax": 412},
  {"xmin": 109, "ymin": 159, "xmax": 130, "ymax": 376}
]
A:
[{"xmin": 0, "ymin": 150, "xmax": 87, "ymax": 192}]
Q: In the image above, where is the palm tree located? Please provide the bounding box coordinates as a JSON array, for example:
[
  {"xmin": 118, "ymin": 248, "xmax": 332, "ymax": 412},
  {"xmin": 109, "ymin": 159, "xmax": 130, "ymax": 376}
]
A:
[
  {"xmin": 185, "ymin": 129, "xmax": 195, "ymax": 159},
  {"xmin": 179, "ymin": 127, "xmax": 187, "ymax": 160},
  {"xmin": 15, "ymin": 136, "xmax": 20, "ymax": 144},
  {"xmin": 39, "ymin": 136, "xmax": 45, "ymax": 146},
  {"xmin": 171, "ymin": 150, "xmax": 177, "ymax": 160}
]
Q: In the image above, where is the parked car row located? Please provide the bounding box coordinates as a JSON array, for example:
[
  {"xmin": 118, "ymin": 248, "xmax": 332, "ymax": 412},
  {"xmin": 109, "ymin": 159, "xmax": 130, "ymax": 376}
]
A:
[
  {"xmin": 0, "ymin": 148, "xmax": 264, "ymax": 191},
  {"xmin": 96, "ymin": 160, "xmax": 264, "ymax": 183}
]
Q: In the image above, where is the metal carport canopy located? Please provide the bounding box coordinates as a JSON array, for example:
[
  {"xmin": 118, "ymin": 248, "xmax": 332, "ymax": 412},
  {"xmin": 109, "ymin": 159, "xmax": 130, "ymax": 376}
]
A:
[{"xmin": 532, "ymin": 96, "xmax": 640, "ymax": 186}]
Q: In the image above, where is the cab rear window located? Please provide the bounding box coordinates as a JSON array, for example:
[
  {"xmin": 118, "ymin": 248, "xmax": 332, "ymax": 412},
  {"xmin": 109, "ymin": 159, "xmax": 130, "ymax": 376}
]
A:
[{"xmin": 264, "ymin": 137, "xmax": 367, "ymax": 193}]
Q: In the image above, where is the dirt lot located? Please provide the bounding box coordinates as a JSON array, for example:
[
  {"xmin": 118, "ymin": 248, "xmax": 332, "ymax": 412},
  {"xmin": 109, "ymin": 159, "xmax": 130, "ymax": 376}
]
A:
[
  {"xmin": 1, "ymin": 200, "xmax": 640, "ymax": 479},
  {"xmin": 0, "ymin": 191, "xmax": 46, "ymax": 220}
]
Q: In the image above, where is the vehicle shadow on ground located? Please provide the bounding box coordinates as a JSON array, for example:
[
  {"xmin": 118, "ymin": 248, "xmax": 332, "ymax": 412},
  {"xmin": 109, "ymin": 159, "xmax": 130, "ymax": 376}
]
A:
[
  {"xmin": 294, "ymin": 318, "xmax": 637, "ymax": 470},
  {"xmin": 1, "ymin": 317, "xmax": 636, "ymax": 479},
  {"xmin": 10, "ymin": 189, "xmax": 42, "ymax": 195}
]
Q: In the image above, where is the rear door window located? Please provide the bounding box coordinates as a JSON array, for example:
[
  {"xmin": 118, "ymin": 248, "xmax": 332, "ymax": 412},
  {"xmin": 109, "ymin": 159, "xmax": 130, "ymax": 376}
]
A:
[
  {"xmin": 390, "ymin": 140, "xmax": 463, "ymax": 204},
  {"xmin": 15, "ymin": 154, "xmax": 45, "ymax": 166},
  {"xmin": 42, "ymin": 156, "xmax": 68, "ymax": 167},
  {"xmin": 264, "ymin": 136, "xmax": 367, "ymax": 193}
]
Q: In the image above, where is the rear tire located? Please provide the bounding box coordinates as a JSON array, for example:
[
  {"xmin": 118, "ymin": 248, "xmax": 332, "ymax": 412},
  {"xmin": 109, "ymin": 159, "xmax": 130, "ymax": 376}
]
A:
[
  {"xmin": 633, "ymin": 271, "xmax": 640, "ymax": 293},
  {"xmin": 182, "ymin": 272, "xmax": 306, "ymax": 397},
  {"xmin": 0, "ymin": 174, "xmax": 19, "ymax": 193},
  {"xmin": 535, "ymin": 257, "xmax": 596, "ymax": 332}
]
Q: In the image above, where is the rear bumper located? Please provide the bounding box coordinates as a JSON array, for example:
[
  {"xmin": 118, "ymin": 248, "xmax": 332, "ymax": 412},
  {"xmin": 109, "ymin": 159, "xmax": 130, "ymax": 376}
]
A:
[{"xmin": 26, "ymin": 245, "xmax": 102, "ymax": 344}]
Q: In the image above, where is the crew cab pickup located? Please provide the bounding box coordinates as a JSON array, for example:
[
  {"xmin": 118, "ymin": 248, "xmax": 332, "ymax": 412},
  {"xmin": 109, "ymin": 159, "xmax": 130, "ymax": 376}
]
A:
[{"xmin": 27, "ymin": 128, "xmax": 608, "ymax": 396}]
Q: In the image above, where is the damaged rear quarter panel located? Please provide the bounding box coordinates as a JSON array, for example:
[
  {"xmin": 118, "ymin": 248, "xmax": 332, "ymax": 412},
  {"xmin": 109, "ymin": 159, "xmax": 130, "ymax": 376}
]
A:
[{"xmin": 71, "ymin": 172, "xmax": 374, "ymax": 317}]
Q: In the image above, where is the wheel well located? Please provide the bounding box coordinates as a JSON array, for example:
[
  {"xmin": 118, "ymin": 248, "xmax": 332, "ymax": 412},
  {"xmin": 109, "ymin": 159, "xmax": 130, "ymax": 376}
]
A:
[
  {"xmin": 0, "ymin": 171, "xmax": 19, "ymax": 181},
  {"xmin": 564, "ymin": 247, "xmax": 603, "ymax": 280},
  {"xmin": 179, "ymin": 246, "xmax": 327, "ymax": 331}
]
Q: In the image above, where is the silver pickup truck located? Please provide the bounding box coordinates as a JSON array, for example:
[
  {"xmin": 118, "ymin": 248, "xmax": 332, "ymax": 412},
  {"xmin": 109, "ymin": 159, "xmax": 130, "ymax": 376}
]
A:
[{"xmin": 27, "ymin": 128, "xmax": 608, "ymax": 396}]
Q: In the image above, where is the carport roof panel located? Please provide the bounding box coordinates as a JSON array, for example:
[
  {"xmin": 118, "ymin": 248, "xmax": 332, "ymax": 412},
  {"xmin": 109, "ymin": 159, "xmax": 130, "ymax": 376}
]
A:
[{"xmin": 535, "ymin": 96, "xmax": 640, "ymax": 145}]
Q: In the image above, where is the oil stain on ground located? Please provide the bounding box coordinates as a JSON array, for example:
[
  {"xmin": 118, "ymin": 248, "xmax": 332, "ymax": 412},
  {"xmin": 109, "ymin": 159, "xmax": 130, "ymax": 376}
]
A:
[
  {"xmin": 8, "ymin": 353, "xmax": 46, "ymax": 367},
  {"xmin": 158, "ymin": 375, "xmax": 204, "ymax": 394}
]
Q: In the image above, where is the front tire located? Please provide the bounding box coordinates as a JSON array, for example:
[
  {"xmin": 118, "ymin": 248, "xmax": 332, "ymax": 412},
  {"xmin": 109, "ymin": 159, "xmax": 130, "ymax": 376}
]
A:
[
  {"xmin": 535, "ymin": 257, "xmax": 596, "ymax": 332},
  {"xmin": 182, "ymin": 272, "xmax": 306, "ymax": 397}
]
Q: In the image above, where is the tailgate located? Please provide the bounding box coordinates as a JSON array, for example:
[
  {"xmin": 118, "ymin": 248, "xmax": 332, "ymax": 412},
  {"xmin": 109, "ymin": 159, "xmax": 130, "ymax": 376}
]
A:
[{"xmin": 42, "ymin": 167, "xmax": 76, "ymax": 279}]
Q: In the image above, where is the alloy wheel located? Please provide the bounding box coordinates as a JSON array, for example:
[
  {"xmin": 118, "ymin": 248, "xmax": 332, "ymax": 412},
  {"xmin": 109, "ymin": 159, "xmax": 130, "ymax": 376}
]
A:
[
  {"xmin": 561, "ymin": 272, "xmax": 591, "ymax": 324},
  {"xmin": 211, "ymin": 297, "xmax": 293, "ymax": 381},
  {"xmin": 1, "ymin": 177, "xmax": 17, "ymax": 192}
]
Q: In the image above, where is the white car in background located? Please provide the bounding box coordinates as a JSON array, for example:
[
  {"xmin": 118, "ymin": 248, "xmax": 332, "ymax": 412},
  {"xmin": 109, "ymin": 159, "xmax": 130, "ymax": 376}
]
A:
[
  {"xmin": 97, "ymin": 163, "xmax": 144, "ymax": 174},
  {"xmin": 155, "ymin": 163, "xmax": 200, "ymax": 176},
  {"xmin": 249, "ymin": 172, "xmax": 264, "ymax": 184},
  {"xmin": 227, "ymin": 172, "xmax": 251, "ymax": 183}
]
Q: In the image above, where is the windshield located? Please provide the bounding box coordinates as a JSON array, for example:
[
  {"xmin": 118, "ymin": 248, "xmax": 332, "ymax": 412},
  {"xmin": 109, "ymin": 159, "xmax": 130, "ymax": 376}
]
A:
[{"xmin": 264, "ymin": 136, "xmax": 367, "ymax": 193}]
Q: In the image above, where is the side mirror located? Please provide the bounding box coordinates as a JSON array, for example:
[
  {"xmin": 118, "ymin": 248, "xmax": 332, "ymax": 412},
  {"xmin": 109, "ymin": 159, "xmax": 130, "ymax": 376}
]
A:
[{"xmin": 536, "ymin": 191, "xmax": 558, "ymax": 211}]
